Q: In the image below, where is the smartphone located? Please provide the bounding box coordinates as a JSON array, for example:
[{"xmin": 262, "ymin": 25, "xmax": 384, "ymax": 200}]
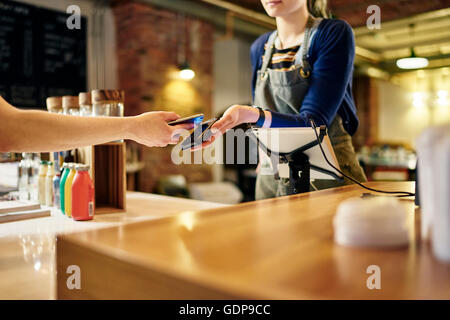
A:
[
  {"xmin": 180, "ymin": 118, "xmax": 218, "ymax": 150},
  {"xmin": 168, "ymin": 113, "xmax": 204, "ymax": 126}
]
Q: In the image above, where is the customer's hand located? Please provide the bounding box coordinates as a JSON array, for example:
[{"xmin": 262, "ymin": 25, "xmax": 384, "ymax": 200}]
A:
[
  {"xmin": 191, "ymin": 105, "xmax": 260, "ymax": 151},
  {"xmin": 131, "ymin": 111, "xmax": 194, "ymax": 147}
]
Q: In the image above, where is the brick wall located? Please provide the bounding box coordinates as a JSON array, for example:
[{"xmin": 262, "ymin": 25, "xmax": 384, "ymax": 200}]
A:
[{"xmin": 113, "ymin": 1, "xmax": 214, "ymax": 193}]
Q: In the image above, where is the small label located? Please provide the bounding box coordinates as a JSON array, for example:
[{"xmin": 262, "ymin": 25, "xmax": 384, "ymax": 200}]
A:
[{"xmin": 88, "ymin": 201, "xmax": 94, "ymax": 217}]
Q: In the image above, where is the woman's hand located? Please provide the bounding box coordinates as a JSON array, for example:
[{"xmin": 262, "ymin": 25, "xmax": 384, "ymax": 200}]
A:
[
  {"xmin": 211, "ymin": 105, "xmax": 260, "ymax": 136},
  {"xmin": 130, "ymin": 111, "xmax": 194, "ymax": 147},
  {"xmin": 191, "ymin": 105, "xmax": 271, "ymax": 151}
]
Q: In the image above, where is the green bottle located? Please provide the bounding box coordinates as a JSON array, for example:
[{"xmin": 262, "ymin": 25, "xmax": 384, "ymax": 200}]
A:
[{"xmin": 60, "ymin": 163, "xmax": 71, "ymax": 214}]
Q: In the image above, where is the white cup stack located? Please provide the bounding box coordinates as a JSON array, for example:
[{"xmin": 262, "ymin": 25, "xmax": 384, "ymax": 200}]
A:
[
  {"xmin": 416, "ymin": 124, "xmax": 450, "ymax": 263},
  {"xmin": 333, "ymin": 197, "xmax": 409, "ymax": 248}
]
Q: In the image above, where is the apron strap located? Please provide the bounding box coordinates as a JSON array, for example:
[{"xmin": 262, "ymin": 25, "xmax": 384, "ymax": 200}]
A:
[
  {"xmin": 295, "ymin": 16, "xmax": 323, "ymax": 73},
  {"xmin": 261, "ymin": 17, "xmax": 323, "ymax": 76},
  {"xmin": 260, "ymin": 31, "xmax": 278, "ymax": 74}
]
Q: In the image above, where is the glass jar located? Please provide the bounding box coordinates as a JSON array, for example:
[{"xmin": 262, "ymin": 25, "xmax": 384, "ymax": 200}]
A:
[
  {"xmin": 46, "ymin": 96, "xmax": 63, "ymax": 114},
  {"xmin": 62, "ymin": 96, "xmax": 80, "ymax": 116},
  {"xmin": 79, "ymin": 92, "xmax": 92, "ymax": 117},
  {"xmin": 91, "ymin": 89, "xmax": 124, "ymax": 117}
]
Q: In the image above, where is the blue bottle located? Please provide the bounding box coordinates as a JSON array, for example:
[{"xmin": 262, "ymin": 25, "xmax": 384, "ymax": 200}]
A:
[{"xmin": 53, "ymin": 174, "xmax": 61, "ymax": 208}]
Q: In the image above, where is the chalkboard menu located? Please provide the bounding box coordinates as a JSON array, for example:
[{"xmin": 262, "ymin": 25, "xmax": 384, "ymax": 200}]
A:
[{"xmin": 0, "ymin": 0, "xmax": 87, "ymax": 109}]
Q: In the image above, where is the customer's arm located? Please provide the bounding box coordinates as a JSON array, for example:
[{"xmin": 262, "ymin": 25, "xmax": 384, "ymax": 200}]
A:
[{"xmin": 0, "ymin": 96, "xmax": 191, "ymax": 152}]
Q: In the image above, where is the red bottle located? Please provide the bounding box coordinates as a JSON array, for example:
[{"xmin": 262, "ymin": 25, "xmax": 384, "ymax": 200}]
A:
[{"xmin": 71, "ymin": 164, "xmax": 95, "ymax": 221}]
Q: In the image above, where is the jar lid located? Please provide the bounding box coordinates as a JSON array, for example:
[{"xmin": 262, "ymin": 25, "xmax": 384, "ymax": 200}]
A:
[
  {"xmin": 62, "ymin": 96, "xmax": 80, "ymax": 109},
  {"xmin": 79, "ymin": 92, "xmax": 92, "ymax": 106},
  {"xmin": 46, "ymin": 96, "xmax": 62, "ymax": 112},
  {"xmin": 92, "ymin": 89, "xmax": 124, "ymax": 104},
  {"xmin": 75, "ymin": 164, "xmax": 90, "ymax": 171}
]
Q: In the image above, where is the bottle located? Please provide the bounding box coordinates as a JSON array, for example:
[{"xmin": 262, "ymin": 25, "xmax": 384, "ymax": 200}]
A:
[
  {"xmin": 29, "ymin": 154, "xmax": 41, "ymax": 202},
  {"xmin": 64, "ymin": 163, "xmax": 77, "ymax": 218},
  {"xmin": 45, "ymin": 162, "xmax": 55, "ymax": 206},
  {"xmin": 60, "ymin": 163, "xmax": 71, "ymax": 214},
  {"xmin": 38, "ymin": 161, "xmax": 48, "ymax": 205},
  {"xmin": 53, "ymin": 172, "xmax": 61, "ymax": 209},
  {"xmin": 52, "ymin": 157, "xmax": 61, "ymax": 208},
  {"xmin": 71, "ymin": 164, "xmax": 95, "ymax": 221},
  {"xmin": 18, "ymin": 153, "xmax": 31, "ymax": 201}
]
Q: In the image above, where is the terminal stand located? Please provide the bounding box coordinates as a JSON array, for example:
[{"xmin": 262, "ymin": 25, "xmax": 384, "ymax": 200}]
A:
[{"xmin": 248, "ymin": 125, "xmax": 344, "ymax": 195}]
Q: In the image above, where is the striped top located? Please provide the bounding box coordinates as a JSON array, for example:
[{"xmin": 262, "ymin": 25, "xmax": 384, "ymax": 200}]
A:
[
  {"xmin": 263, "ymin": 43, "xmax": 301, "ymax": 71},
  {"xmin": 251, "ymin": 19, "xmax": 360, "ymax": 135}
]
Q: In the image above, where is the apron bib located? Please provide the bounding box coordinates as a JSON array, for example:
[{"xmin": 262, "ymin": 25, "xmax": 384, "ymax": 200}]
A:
[{"xmin": 254, "ymin": 16, "xmax": 367, "ymax": 200}]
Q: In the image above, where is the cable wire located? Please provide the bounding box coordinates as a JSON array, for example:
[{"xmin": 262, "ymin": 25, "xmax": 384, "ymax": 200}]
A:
[{"xmin": 308, "ymin": 118, "xmax": 415, "ymax": 197}]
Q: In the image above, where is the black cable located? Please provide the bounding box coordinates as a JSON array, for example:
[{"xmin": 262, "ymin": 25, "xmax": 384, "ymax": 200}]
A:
[{"xmin": 308, "ymin": 118, "xmax": 415, "ymax": 197}]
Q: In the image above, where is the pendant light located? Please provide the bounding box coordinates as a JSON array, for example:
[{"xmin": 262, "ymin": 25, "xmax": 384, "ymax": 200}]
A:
[
  {"xmin": 396, "ymin": 24, "xmax": 428, "ymax": 70},
  {"xmin": 177, "ymin": 13, "xmax": 195, "ymax": 81},
  {"xmin": 179, "ymin": 62, "xmax": 195, "ymax": 80}
]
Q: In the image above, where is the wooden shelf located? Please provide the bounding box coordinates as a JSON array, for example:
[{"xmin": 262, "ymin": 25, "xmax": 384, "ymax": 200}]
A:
[{"xmin": 76, "ymin": 142, "xmax": 126, "ymax": 215}]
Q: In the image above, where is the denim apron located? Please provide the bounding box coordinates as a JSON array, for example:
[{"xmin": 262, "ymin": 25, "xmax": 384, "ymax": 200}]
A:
[{"xmin": 254, "ymin": 16, "xmax": 367, "ymax": 200}]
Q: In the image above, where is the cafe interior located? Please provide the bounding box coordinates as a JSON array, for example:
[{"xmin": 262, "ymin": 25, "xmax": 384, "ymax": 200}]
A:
[{"xmin": 0, "ymin": 0, "xmax": 449, "ymax": 300}]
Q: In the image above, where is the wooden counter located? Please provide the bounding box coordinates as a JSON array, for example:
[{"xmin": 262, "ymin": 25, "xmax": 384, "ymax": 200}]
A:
[
  {"xmin": 56, "ymin": 182, "xmax": 450, "ymax": 299},
  {"xmin": 0, "ymin": 192, "xmax": 224, "ymax": 299}
]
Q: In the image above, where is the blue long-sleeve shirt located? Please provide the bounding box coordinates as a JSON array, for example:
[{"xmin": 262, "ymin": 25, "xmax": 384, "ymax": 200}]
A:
[{"xmin": 251, "ymin": 19, "xmax": 359, "ymax": 135}]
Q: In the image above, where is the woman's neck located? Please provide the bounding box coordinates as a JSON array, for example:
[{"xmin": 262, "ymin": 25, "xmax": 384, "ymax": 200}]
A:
[{"xmin": 275, "ymin": 7, "xmax": 309, "ymax": 49}]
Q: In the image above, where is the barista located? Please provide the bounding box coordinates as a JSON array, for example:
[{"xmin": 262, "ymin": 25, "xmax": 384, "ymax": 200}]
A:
[{"xmin": 203, "ymin": 0, "xmax": 367, "ymax": 199}]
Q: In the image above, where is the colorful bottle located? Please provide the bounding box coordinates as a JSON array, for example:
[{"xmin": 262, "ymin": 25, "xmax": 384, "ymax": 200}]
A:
[
  {"xmin": 38, "ymin": 161, "xmax": 48, "ymax": 205},
  {"xmin": 60, "ymin": 163, "xmax": 70, "ymax": 214},
  {"xmin": 51, "ymin": 158, "xmax": 61, "ymax": 208},
  {"xmin": 71, "ymin": 164, "xmax": 95, "ymax": 221},
  {"xmin": 45, "ymin": 161, "xmax": 55, "ymax": 206},
  {"xmin": 64, "ymin": 163, "xmax": 77, "ymax": 218},
  {"xmin": 53, "ymin": 172, "xmax": 61, "ymax": 209}
]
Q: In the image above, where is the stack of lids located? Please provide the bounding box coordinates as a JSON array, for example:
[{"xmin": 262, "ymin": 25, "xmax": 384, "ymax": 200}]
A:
[{"xmin": 333, "ymin": 197, "xmax": 410, "ymax": 248}]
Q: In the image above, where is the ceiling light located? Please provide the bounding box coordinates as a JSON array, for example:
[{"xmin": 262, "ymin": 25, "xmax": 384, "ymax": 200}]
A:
[
  {"xmin": 396, "ymin": 24, "xmax": 429, "ymax": 70},
  {"xmin": 179, "ymin": 62, "xmax": 195, "ymax": 80},
  {"xmin": 396, "ymin": 49, "xmax": 429, "ymax": 70}
]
